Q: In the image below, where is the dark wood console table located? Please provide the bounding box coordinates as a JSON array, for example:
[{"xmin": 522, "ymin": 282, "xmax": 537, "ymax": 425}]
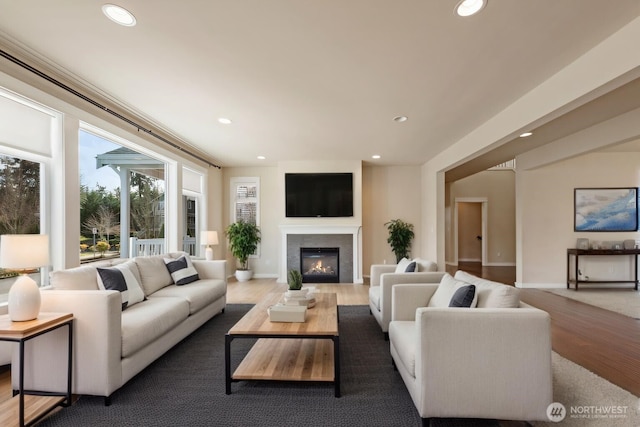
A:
[{"xmin": 567, "ymin": 248, "xmax": 640, "ymax": 291}]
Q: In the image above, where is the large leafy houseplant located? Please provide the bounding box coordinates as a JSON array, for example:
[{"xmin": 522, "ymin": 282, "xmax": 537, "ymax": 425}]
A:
[
  {"xmin": 225, "ymin": 220, "xmax": 261, "ymax": 271},
  {"xmin": 385, "ymin": 219, "xmax": 414, "ymax": 263}
]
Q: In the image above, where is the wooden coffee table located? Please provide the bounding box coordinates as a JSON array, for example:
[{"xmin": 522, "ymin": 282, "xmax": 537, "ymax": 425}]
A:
[{"xmin": 225, "ymin": 292, "xmax": 340, "ymax": 397}]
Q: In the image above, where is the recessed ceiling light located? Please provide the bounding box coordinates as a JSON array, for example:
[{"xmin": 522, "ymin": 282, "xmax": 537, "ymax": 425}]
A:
[
  {"xmin": 393, "ymin": 116, "xmax": 408, "ymax": 123},
  {"xmin": 372, "ymin": 155, "xmax": 381, "ymax": 159},
  {"xmin": 257, "ymin": 156, "xmax": 266, "ymax": 160},
  {"xmin": 218, "ymin": 117, "xmax": 233, "ymax": 125},
  {"xmin": 102, "ymin": 4, "xmax": 137, "ymax": 26},
  {"xmin": 455, "ymin": 0, "xmax": 487, "ymax": 17},
  {"xmin": 519, "ymin": 132, "xmax": 533, "ymax": 138}
]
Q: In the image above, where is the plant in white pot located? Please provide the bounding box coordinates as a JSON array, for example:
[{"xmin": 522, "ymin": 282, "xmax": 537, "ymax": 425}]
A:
[{"xmin": 225, "ymin": 220, "xmax": 261, "ymax": 282}]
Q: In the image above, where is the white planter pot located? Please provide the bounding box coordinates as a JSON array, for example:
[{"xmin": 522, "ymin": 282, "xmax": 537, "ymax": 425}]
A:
[{"xmin": 235, "ymin": 269, "xmax": 253, "ymax": 282}]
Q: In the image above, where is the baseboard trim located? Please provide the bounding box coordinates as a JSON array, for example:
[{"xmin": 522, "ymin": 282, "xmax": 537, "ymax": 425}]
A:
[
  {"xmin": 483, "ymin": 262, "xmax": 516, "ymax": 267},
  {"xmin": 515, "ymin": 282, "xmax": 565, "ymax": 289}
]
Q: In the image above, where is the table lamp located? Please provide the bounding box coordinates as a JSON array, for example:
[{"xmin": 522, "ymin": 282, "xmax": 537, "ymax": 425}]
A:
[
  {"xmin": 0, "ymin": 234, "xmax": 50, "ymax": 321},
  {"xmin": 201, "ymin": 231, "xmax": 219, "ymax": 261}
]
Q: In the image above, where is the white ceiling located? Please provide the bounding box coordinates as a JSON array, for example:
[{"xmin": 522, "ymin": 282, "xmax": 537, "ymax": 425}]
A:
[{"xmin": 0, "ymin": 1, "xmax": 639, "ymax": 167}]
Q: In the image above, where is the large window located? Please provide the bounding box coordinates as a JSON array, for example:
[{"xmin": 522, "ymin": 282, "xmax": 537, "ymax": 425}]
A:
[
  {"xmin": 79, "ymin": 129, "xmax": 166, "ymax": 260},
  {"xmin": 0, "ymin": 155, "xmax": 43, "ymax": 302}
]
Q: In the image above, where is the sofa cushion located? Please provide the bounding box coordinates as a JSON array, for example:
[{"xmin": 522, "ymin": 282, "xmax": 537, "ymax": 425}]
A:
[
  {"xmin": 388, "ymin": 321, "xmax": 416, "ymax": 377},
  {"xmin": 454, "ymin": 270, "xmax": 520, "ymax": 308},
  {"xmin": 394, "ymin": 258, "xmax": 412, "ymax": 273},
  {"xmin": 49, "ymin": 259, "xmax": 120, "ymax": 290},
  {"xmin": 134, "ymin": 255, "xmax": 174, "ymax": 296},
  {"xmin": 369, "ymin": 286, "xmax": 381, "ymax": 311},
  {"xmin": 97, "ymin": 261, "xmax": 145, "ymax": 310},
  {"xmin": 150, "ymin": 279, "xmax": 226, "ymax": 314},
  {"xmin": 448, "ymin": 284, "xmax": 476, "ymax": 308},
  {"xmin": 121, "ymin": 296, "xmax": 190, "ymax": 358},
  {"xmin": 164, "ymin": 255, "xmax": 199, "ymax": 285},
  {"xmin": 413, "ymin": 258, "xmax": 437, "ymax": 272},
  {"xmin": 428, "ymin": 273, "xmax": 478, "ymax": 308}
]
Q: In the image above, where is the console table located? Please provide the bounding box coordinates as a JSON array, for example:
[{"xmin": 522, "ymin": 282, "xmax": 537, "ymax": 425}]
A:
[{"xmin": 566, "ymin": 248, "xmax": 640, "ymax": 291}]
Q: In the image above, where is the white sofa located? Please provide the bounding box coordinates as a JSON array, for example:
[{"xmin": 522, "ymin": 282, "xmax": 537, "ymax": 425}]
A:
[
  {"xmin": 388, "ymin": 271, "xmax": 553, "ymax": 425},
  {"xmin": 369, "ymin": 258, "xmax": 442, "ymax": 338},
  {"xmin": 12, "ymin": 252, "xmax": 227, "ymax": 404}
]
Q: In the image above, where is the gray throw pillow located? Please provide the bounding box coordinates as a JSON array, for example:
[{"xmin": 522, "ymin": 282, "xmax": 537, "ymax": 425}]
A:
[
  {"xmin": 449, "ymin": 284, "xmax": 476, "ymax": 308},
  {"xmin": 404, "ymin": 261, "xmax": 416, "ymax": 272}
]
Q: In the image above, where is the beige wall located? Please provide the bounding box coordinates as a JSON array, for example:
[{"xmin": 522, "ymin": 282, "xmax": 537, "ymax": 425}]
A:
[
  {"xmin": 363, "ymin": 165, "xmax": 422, "ymax": 271},
  {"xmin": 447, "ymin": 170, "xmax": 516, "ymax": 266},
  {"xmin": 519, "ymin": 151, "xmax": 640, "ymax": 286},
  {"xmin": 223, "ymin": 166, "xmax": 279, "ymax": 277}
]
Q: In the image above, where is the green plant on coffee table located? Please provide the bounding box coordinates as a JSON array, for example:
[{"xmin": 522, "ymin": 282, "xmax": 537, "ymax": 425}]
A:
[
  {"xmin": 288, "ymin": 269, "xmax": 303, "ymax": 290},
  {"xmin": 385, "ymin": 219, "xmax": 414, "ymax": 263}
]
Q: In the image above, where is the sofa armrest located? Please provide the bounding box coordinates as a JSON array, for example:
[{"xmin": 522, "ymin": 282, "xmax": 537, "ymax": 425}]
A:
[
  {"xmin": 381, "ymin": 272, "xmax": 445, "ymax": 325},
  {"xmin": 415, "ymin": 307, "xmax": 552, "ymax": 420},
  {"xmin": 13, "ymin": 289, "xmax": 122, "ymax": 397},
  {"xmin": 192, "ymin": 260, "xmax": 227, "ymax": 281},
  {"xmin": 370, "ymin": 264, "xmax": 397, "ymax": 286},
  {"xmin": 391, "ymin": 284, "xmax": 439, "ymax": 321}
]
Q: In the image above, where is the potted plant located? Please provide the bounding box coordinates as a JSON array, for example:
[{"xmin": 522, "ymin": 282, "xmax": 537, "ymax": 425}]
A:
[
  {"xmin": 385, "ymin": 219, "xmax": 414, "ymax": 263},
  {"xmin": 225, "ymin": 220, "xmax": 261, "ymax": 282}
]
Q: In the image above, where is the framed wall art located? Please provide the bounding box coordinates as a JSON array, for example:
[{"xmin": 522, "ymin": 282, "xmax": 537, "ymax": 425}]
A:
[{"xmin": 574, "ymin": 187, "xmax": 638, "ymax": 232}]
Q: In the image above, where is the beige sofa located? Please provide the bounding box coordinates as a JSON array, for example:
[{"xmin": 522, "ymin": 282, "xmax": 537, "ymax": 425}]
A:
[
  {"xmin": 368, "ymin": 258, "xmax": 442, "ymax": 338},
  {"xmin": 388, "ymin": 271, "xmax": 553, "ymax": 424},
  {"xmin": 12, "ymin": 253, "xmax": 227, "ymax": 404}
]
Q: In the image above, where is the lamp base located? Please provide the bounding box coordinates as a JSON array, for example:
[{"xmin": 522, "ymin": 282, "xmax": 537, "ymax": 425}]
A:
[
  {"xmin": 8, "ymin": 274, "xmax": 41, "ymax": 322},
  {"xmin": 205, "ymin": 246, "xmax": 214, "ymax": 261}
]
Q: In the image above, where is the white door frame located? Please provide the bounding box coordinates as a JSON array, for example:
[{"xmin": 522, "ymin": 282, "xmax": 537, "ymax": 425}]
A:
[{"xmin": 453, "ymin": 197, "xmax": 488, "ymax": 266}]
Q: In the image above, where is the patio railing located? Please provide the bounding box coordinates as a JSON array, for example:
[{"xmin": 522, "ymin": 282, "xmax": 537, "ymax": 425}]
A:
[{"xmin": 129, "ymin": 237, "xmax": 197, "ymax": 257}]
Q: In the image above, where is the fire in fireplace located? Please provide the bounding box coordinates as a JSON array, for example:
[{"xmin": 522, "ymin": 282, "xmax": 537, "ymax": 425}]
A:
[{"xmin": 300, "ymin": 247, "xmax": 339, "ymax": 283}]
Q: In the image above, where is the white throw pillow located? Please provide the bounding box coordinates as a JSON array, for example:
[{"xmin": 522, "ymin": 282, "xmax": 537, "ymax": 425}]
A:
[
  {"xmin": 394, "ymin": 257, "xmax": 412, "ymax": 273},
  {"xmin": 413, "ymin": 258, "xmax": 437, "ymax": 272},
  {"xmin": 428, "ymin": 273, "xmax": 478, "ymax": 308}
]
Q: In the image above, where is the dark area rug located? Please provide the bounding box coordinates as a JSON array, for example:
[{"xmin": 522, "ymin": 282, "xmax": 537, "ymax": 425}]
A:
[{"xmin": 38, "ymin": 304, "xmax": 501, "ymax": 427}]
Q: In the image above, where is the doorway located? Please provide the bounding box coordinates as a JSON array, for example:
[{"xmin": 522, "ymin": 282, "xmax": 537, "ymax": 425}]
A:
[{"xmin": 454, "ymin": 198, "xmax": 487, "ymax": 266}]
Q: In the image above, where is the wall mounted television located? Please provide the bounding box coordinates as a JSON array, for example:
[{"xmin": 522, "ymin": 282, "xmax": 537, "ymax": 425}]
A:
[{"xmin": 285, "ymin": 173, "xmax": 353, "ymax": 218}]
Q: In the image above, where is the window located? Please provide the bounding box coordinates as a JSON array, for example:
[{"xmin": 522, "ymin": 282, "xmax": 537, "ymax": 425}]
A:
[
  {"xmin": 79, "ymin": 128, "xmax": 166, "ymax": 260},
  {"xmin": 230, "ymin": 177, "xmax": 260, "ymax": 256},
  {"xmin": 231, "ymin": 177, "xmax": 260, "ymax": 225},
  {"xmin": 0, "ymin": 155, "xmax": 44, "ymax": 303}
]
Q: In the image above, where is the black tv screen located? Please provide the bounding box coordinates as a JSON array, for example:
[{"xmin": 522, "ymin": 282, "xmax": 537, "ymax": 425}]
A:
[{"xmin": 285, "ymin": 173, "xmax": 353, "ymax": 217}]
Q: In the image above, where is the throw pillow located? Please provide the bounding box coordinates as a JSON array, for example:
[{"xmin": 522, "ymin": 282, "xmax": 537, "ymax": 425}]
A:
[
  {"xmin": 428, "ymin": 273, "xmax": 478, "ymax": 308},
  {"xmin": 97, "ymin": 263, "xmax": 146, "ymax": 310},
  {"xmin": 404, "ymin": 261, "xmax": 417, "ymax": 272},
  {"xmin": 394, "ymin": 257, "xmax": 412, "ymax": 274},
  {"xmin": 164, "ymin": 255, "xmax": 199, "ymax": 285},
  {"xmin": 449, "ymin": 284, "xmax": 476, "ymax": 307}
]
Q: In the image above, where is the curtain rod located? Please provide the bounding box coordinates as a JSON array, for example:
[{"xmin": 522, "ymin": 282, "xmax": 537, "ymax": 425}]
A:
[{"xmin": 0, "ymin": 48, "xmax": 221, "ymax": 169}]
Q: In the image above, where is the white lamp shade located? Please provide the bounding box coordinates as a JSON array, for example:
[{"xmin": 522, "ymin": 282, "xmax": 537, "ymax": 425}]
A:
[
  {"xmin": 0, "ymin": 234, "xmax": 50, "ymax": 269},
  {"xmin": 200, "ymin": 231, "xmax": 219, "ymax": 246}
]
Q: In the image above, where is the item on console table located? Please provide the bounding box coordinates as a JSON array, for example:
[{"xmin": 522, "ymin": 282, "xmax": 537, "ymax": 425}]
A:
[{"xmin": 268, "ymin": 304, "xmax": 307, "ymax": 322}]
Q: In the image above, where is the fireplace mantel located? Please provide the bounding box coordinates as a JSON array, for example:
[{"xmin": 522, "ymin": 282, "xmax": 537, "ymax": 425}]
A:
[{"xmin": 279, "ymin": 224, "xmax": 363, "ymax": 284}]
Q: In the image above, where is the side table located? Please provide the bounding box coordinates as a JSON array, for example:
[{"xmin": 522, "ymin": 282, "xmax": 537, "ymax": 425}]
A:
[{"xmin": 0, "ymin": 312, "xmax": 73, "ymax": 427}]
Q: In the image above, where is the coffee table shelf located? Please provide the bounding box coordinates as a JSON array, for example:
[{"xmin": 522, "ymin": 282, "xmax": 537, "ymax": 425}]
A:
[{"xmin": 225, "ymin": 292, "xmax": 340, "ymax": 396}]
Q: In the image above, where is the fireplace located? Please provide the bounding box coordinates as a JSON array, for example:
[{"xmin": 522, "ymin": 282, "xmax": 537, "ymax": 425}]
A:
[{"xmin": 300, "ymin": 247, "xmax": 339, "ymax": 283}]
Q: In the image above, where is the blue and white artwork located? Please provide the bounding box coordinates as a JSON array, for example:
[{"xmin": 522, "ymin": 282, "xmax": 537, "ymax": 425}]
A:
[{"xmin": 574, "ymin": 188, "xmax": 638, "ymax": 232}]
